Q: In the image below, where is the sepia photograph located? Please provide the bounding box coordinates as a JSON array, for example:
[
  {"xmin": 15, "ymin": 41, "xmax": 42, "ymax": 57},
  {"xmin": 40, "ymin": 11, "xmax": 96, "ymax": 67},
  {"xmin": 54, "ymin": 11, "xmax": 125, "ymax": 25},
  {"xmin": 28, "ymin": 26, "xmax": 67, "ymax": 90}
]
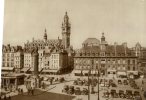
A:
[{"xmin": 0, "ymin": 0, "xmax": 146, "ymax": 100}]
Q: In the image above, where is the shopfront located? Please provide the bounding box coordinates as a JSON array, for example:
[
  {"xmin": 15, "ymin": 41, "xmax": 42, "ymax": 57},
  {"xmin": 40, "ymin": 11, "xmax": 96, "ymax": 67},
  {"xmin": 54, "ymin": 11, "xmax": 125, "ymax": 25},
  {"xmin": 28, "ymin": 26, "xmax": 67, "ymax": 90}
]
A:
[{"xmin": 1, "ymin": 73, "xmax": 25, "ymax": 91}]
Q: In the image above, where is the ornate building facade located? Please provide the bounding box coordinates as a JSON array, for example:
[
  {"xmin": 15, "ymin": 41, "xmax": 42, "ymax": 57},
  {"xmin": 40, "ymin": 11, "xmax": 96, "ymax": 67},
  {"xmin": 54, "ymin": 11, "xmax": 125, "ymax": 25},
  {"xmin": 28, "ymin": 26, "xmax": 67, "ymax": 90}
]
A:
[
  {"xmin": 22, "ymin": 12, "xmax": 74, "ymax": 74},
  {"xmin": 2, "ymin": 44, "xmax": 23, "ymax": 73},
  {"xmin": 73, "ymin": 33, "xmax": 138, "ymax": 78}
]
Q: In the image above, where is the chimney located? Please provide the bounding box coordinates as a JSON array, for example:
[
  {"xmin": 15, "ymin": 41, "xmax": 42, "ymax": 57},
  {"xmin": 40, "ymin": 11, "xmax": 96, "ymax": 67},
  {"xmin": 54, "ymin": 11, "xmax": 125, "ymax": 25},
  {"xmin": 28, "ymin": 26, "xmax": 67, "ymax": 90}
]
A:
[
  {"xmin": 122, "ymin": 42, "xmax": 127, "ymax": 55},
  {"xmin": 114, "ymin": 42, "xmax": 118, "ymax": 56}
]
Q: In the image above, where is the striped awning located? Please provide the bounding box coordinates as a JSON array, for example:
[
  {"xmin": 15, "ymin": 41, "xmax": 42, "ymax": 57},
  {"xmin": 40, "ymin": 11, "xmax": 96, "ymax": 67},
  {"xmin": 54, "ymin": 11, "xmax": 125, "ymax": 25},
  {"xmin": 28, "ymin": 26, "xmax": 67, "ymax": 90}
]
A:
[
  {"xmin": 2, "ymin": 67, "xmax": 14, "ymax": 71},
  {"xmin": 42, "ymin": 69, "xmax": 58, "ymax": 73},
  {"xmin": 117, "ymin": 71, "xmax": 127, "ymax": 76},
  {"xmin": 21, "ymin": 67, "xmax": 30, "ymax": 72},
  {"xmin": 73, "ymin": 70, "xmax": 81, "ymax": 73}
]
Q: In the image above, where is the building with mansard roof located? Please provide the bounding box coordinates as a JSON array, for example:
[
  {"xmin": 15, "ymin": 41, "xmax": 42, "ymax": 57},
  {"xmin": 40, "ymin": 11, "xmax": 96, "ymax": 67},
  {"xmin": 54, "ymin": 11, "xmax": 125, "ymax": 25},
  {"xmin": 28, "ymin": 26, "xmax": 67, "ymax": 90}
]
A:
[
  {"xmin": 22, "ymin": 12, "xmax": 74, "ymax": 74},
  {"xmin": 24, "ymin": 12, "xmax": 71, "ymax": 51},
  {"xmin": 73, "ymin": 33, "xmax": 138, "ymax": 78},
  {"xmin": 2, "ymin": 44, "xmax": 24, "ymax": 73},
  {"xmin": 131, "ymin": 42, "xmax": 146, "ymax": 76}
]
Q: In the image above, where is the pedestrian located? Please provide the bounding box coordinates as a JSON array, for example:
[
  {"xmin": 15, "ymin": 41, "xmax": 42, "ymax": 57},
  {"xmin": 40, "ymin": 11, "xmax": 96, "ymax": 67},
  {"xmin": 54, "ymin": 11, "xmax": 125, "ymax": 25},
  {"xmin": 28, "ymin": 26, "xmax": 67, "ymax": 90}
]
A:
[
  {"xmin": 141, "ymin": 87, "xmax": 144, "ymax": 91},
  {"xmin": 27, "ymin": 89, "xmax": 30, "ymax": 95},
  {"xmin": 4, "ymin": 95, "xmax": 7, "ymax": 100},
  {"xmin": 8, "ymin": 95, "xmax": 11, "ymax": 100},
  {"xmin": 31, "ymin": 89, "xmax": 34, "ymax": 95},
  {"xmin": 142, "ymin": 80, "xmax": 144, "ymax": 85},
  {"xmin": 21, "ymin": 89, "xmax": 23, "ymax": 94},
  {"xmin": 18, "ymin": 88, "xmax": 20, "ymax": 94}
]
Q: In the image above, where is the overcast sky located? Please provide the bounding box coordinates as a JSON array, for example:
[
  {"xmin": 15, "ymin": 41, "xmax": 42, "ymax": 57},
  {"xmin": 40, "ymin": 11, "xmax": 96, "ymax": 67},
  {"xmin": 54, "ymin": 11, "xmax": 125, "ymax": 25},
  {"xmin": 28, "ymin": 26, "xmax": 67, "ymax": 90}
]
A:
[{"xmin": 3, "ymin": 0, "xmax": 146, "ymax": 49}]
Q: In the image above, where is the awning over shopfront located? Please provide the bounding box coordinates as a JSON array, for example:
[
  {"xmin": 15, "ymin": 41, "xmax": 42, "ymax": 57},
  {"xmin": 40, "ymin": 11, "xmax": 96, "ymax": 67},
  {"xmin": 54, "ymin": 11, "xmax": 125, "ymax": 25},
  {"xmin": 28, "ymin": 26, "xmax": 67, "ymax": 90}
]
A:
[
  {"xmin": 42, "ymin": 69, "xmax": 58, "ymax": 73},
  {"xmin": 117, "ymin": 71, "xmax": 127, "ymax": 76},
  {"xmin": 82, "ymin": 70, "xmax": 89, "ymax": 74},
  {"xmin": 73, "ymin": 70, "xmax": 81, "ymax": 74},
  {"xmin": 107, "ymin": 69, "xmax": 116, "ymax": 72},
  {"xmin": 90, "ymin": 70, "xmax": 98, "ymax": 74},
  {"xmin": 2, "ymin": 67, "xmax": 14, "ymax": 71},
  {"xmin": 21, "ymin": 67, "xmax": 30, "ymax": 72},
  {"xmin": 30, "ymin": 68, "xmax": 34, "ymax": 72},
  {"xmin": 127, "ymin": 71, "xmax": 138, "ymax": 75},
  {"xmin": 39, "ymin": 68, "xmax": 43, "ymax": 72}
]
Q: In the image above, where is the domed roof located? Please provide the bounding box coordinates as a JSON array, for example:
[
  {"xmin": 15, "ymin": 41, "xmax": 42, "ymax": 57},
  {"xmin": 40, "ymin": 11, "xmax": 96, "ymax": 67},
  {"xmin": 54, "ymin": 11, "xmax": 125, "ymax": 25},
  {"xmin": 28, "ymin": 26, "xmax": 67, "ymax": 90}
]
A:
[{"xmin": 82, "ymin": 38, "xmax": 100, "ymax": 47}]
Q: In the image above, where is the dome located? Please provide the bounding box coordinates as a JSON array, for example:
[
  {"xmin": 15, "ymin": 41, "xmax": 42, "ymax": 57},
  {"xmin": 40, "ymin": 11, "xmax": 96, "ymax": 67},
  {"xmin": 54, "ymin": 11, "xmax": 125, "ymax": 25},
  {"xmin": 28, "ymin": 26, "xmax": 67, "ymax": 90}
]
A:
[{"xmin": 82, "ymin": 38, "xmax": 100, "ymax": 47}]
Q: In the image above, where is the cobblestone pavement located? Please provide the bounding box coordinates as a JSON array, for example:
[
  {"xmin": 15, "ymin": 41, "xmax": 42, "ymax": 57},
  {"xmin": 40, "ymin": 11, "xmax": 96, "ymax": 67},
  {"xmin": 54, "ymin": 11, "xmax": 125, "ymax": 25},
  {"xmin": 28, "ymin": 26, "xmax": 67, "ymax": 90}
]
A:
[{"xmin": 1, "ymin": 74, "xmax": 146, "ymax": 100}]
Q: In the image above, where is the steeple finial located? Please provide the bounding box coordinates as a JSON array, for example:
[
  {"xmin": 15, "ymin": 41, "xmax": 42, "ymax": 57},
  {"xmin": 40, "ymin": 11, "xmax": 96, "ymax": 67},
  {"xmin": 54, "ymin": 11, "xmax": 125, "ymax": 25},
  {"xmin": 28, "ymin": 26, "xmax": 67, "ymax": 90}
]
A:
[
  {"xmin": 45, "ymin": 28, "xmax": 47, "ymax": 33},
  {"xmin": 44, "ymin": 28, "xmax": 47, "ymax": 41},
  {"xmin": 102, "ymin": 32, "xmax": 104, "ymax": 36},
  {"xmin": 65, "ymin": 11, "xmax": 67, "ymax": 15},
  {"xmin": 101, "ymin": 32, "xmax": 105, "ymax": 42}
]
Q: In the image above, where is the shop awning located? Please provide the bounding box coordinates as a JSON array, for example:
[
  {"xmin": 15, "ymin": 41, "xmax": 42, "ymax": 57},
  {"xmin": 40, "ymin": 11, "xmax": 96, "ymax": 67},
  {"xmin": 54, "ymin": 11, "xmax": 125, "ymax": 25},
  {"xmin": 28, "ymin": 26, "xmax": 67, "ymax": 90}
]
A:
[
  {"xmin": 107, "ymin": 69, "xmax": 116, "ymax": 72},
  {"xmin": 2, "ymin": 67, "xmax": 14, "ymax": 71},
  {"xmin": 90, "ymin": 70, "xmax": 98, "ymax": 74},
  {"xmin": 83, "ymin": 70, "xmax": 89, "ymax": 74},
  {"xmin": 73, "ymin": 70, "xmax": 81, "ymax": 73},
  {"xmin": 42, "ymin": 69, "xmax": 58, "ymax": 73},
  {"xmin": 30, "ymin": 68, "xmax": 34, "ymax": 72},
  {"xmin": 127, "ymin": 71, "xmax": 138, "ymax": 75},
  {"xmin": 21, "ymin": 67, "xmax": 30, "ymax": 72},
  {"xmin": 117, "ymin": 71, "xmax": 127, "ymax": 76},
  {"xmin": 39, "ymin": 68, "xmax": 43, "ymax": 72}
]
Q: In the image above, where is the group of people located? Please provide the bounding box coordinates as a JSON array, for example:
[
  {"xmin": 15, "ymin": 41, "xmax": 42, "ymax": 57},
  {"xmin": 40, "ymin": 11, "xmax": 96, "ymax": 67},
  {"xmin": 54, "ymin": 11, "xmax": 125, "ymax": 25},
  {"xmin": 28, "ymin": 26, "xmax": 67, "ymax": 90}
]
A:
[
  {"xmin": 17, "ymin": 88, "xmax": 23, "ymax": 94},
  {"xmin": 27, "ymin": 87, "xmax": 35, "ymax": 95},
  {"xmin": 0, "ymin": 95, "xmax": 11, "ymax": 100}
]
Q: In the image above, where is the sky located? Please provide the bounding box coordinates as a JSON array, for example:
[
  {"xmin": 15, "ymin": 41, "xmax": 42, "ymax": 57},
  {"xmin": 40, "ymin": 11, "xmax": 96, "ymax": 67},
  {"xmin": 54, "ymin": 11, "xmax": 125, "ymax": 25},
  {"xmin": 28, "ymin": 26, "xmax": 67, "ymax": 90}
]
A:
[{"xmin": 3, "ymin": 0, "xmax": 146, "ymax": 49}]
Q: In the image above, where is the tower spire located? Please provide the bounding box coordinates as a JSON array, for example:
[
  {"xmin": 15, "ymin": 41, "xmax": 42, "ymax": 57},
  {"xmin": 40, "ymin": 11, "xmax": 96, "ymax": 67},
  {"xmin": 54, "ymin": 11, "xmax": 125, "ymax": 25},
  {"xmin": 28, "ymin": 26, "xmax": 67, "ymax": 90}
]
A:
[
  {"xmin": 44, "ymin": 28, "xmax": 47, "ymax": 41},
  {"xmin": 62, "ymin": 12, "xmax": 71, "ymax": 49}
]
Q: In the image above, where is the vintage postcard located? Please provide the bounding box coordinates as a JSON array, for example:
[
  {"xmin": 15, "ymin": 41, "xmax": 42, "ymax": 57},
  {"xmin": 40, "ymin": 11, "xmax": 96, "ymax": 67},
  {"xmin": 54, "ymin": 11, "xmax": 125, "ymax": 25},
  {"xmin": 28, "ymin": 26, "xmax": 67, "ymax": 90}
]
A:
[{"xmin": 1, "ymin": 0, "xmax": 146, "ymax": 100}]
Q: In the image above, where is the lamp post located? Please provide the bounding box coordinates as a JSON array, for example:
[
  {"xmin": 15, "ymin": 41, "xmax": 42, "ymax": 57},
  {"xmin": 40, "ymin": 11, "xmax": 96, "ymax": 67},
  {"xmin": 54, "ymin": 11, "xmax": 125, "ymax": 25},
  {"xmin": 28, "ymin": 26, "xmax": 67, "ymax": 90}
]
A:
[
  {"xmin": 96, "ymin": 61, "xmax": 100, "ymax": 100},
  {"xmin": 88, "ymin": 68, "xmax": 91, "ymax": 100},
  {"xmin": 97, "ymin": 67, "xmax": 100, "ymax": 100}
]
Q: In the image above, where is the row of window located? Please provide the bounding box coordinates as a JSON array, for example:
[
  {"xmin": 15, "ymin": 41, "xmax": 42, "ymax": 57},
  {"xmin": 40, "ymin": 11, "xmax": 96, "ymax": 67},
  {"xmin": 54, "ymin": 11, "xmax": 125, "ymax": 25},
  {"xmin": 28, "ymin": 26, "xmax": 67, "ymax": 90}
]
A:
[
  {"xmin": 51, "ymin": 54, "xmax": 59, "ymax": 59},
  {"xmin": 75, "ymin": 59, "xmax": 136, "ymax": 65},
  {"xmin": 78, "ymin": 52, "xmax": 133, "ymax": 57},
  {"xmin": 3, "ymin": 53, "xmax": 14, "ymax": 57},
  {"xmin": 2, "ymin": 63, "xmax": 14, "ymax": 67},
  {"xmin": 75, "ymin": 65, "xmax": 136, "ymax": 71}
]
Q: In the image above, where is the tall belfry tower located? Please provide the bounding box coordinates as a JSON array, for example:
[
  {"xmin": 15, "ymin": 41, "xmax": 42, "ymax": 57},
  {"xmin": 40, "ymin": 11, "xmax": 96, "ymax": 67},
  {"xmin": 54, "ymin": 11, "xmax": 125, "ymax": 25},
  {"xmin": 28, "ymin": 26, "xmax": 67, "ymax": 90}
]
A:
[
  {"xmin": 62, "ymin": 12, "xmax": 71, "ymax": 49},
  {"xmin": 44, "ymin": 28, "xmax": 47, "ymax": 42}
]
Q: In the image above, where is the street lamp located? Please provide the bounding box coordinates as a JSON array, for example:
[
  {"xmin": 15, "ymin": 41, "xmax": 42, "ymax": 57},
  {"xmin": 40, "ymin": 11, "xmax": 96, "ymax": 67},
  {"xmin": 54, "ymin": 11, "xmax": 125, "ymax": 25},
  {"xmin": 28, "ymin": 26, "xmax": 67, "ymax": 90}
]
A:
[
  {"xmin": 88, "ymin": 59, "xmax": 94, "ymax": 100},
  {"xmin": 96, "ymin": 61, "xmax": 100, "ymax": 100}
]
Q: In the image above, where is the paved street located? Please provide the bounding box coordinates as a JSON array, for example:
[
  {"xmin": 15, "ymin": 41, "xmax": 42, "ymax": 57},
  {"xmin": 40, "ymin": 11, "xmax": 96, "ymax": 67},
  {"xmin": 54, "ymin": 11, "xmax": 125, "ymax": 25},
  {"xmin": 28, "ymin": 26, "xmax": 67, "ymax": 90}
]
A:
[
  {"xmin": 1, "ymin": 75, "xmax": 146, "ymax": 100},
  {"xmin": 11, "ymin": 89, "xmax": 75, "ymax": 100}
]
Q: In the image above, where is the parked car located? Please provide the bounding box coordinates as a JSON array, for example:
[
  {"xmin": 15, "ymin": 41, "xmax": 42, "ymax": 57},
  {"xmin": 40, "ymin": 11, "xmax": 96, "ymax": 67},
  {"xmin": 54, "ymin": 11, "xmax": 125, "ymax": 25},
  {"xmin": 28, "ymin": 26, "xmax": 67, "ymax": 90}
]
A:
[
  {"xmin": 105, "ymin": 82, "xmax": 110, "ymax": 87},
  {"xmin": 75, "ymin": 87, "xmax": 81, "ymax": 95},
  {"xmin": 81, "ymin": 88, "xmax": 88, "ymax": 95},
  {"xmin": 62, "ymin": 85, "xmax": 69, "ymax": 93},
  {"xmin": 133, "ymin": 91, "xmax": 140, "ymax": 96},
  {"xmin": 133, "ymin": 91, "xmax": 141, "ymax": 100},
  {"xmin": 118, "ymin": 80, "xmax": 122, "ymax": 84},
  {"xmin": 78, "ymin": 80, "xmax": 83, "ymax": 86},
  {"xmin": 100, "ymin": 82, "xmax": 105, "ymax": 87},
  {"xmin": 119, "ymin": 90, "xmax": 125, "ymax": 98},
  {"xmin": 123, "ymin": 80, "xmax": 128, "ymax": 85},
  {"xmin": 67, "ymin": 86, "xmax": 74, "ymax": 95},
  {"xmin": 111, "ymin": 89, "xmax": 119, "ymax": 98},
  {"xmin": 102, "ymin": 91, "xmax": 109, "ymax": 98},
  {"xmin": 84, "ymin": 81, "xmax": 89, "ymax": 86},
  {"xmin": 125, "ymin": 90, "xmax": 133, "ymax": 99},
  {"xmin": 109, "ymin": 79, "xmax": 113, "ymax": 84},
  {"xmin": 59, "ymin": 77, "xmax": 65, "ymax": 82},
  {"xmin": 73, "ymin": 80, "xmax": 78, "ymax": 85},
  {"xmin": 111, "ymin": 83, "xmax": 117, "ymax": 87}
]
